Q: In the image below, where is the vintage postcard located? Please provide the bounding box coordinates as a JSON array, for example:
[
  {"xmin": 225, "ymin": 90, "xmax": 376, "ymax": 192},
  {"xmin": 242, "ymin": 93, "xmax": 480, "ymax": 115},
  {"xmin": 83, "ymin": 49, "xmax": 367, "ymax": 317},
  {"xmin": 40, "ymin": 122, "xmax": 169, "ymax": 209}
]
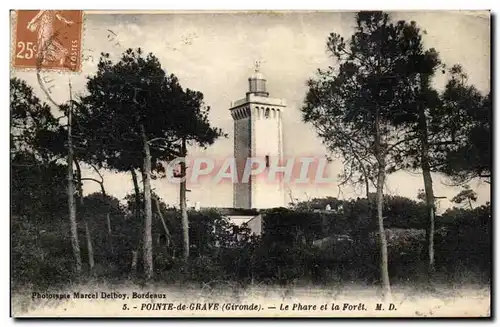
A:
[{"xmin": 10, "ymin": 10, "xmax": 491, "ymax": 318}]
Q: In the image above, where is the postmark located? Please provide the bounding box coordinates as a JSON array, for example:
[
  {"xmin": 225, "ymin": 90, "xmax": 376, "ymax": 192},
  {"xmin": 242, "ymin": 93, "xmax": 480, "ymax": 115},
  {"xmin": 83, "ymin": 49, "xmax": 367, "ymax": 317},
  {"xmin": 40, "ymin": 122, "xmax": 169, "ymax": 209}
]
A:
[{"xmin": 12, "ymin": 10, "xmax": 84, "ymax": 72}]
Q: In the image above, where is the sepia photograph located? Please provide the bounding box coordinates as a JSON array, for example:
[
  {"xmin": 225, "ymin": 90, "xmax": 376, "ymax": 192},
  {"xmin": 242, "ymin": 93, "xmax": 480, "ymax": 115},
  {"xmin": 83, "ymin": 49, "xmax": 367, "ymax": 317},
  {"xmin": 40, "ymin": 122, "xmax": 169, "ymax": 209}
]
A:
[{"xmin": 9, "ymin": 9, "xmax": 491, "ymax": 318}]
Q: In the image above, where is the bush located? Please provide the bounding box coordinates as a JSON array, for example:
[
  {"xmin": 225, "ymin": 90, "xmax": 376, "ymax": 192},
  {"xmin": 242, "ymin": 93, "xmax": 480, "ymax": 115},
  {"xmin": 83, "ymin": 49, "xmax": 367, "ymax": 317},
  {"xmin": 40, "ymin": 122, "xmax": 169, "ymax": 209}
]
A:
[
  {"xmin": 186, "ymin": 256, "xmax": 226, "ymax": 283},
  {"xmin": 11, "ymin": 196, "xmax": 491, "ymax": 288},
  {"xmin": 12, "ymin": 218, "xmax": 77, "ymax": 289}
]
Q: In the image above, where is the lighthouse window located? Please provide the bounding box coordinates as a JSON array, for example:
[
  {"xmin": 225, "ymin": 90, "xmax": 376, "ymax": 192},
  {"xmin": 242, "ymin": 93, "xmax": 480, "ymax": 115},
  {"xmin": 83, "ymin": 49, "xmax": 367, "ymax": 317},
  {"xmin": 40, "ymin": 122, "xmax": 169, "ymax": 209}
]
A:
[
  {"xmin": 265, "ymin": 155, "xmax": 270, "ymax": 168},
  {"xmin": 265, "ymin": 108, "xmax": 270, "ymax": 119}
]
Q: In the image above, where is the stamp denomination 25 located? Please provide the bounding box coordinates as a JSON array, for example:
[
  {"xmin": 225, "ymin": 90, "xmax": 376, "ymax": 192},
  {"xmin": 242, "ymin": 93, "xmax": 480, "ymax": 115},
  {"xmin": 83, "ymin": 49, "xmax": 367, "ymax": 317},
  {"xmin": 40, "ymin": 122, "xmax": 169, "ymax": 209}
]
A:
[{"xmin": 13, "ymin": 10, "xmax": 84, "ymax": 72}]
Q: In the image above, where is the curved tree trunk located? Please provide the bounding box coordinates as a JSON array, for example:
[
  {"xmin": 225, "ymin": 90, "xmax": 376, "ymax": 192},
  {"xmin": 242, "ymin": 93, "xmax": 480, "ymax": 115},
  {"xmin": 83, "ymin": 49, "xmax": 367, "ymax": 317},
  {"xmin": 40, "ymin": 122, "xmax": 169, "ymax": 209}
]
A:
[{"xmin": 140, "ymin": 124, "xmax": 153, "ymax": 281}]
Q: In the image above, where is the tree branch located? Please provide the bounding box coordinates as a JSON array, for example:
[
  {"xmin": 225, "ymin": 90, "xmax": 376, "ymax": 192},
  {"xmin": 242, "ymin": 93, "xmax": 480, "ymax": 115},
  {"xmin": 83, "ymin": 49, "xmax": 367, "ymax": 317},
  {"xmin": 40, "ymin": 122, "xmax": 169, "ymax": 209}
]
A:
[
  {"xmin": 81, "ymin": 177, "xmax": 104, "ymax": 186},
  {"xmin": 148, "ymin": 137, "xmax": 180, "ymax": 144},
  {"xmin": 386, "ymin": 134, "xmax": 420, "ymax": 152},
  {"xmin": 89, "ymin": 163, "xmax": 104, "ymax": 183}
]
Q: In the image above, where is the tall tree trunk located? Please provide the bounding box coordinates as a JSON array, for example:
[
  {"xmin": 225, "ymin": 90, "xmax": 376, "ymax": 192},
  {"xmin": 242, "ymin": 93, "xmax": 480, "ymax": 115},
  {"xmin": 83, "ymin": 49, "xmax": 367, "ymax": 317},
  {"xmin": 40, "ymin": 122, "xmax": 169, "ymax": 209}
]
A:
[
  {"xmin": 140, "ymin": 124, "xmax": 153, "ymax": 280},
  {"xmin": 375, "ymin": 114, "xmax": 391, "ymax": 300},
  {"xmin": 180, "ymin": 137, "xmax": 189, "ymax": 262},
  {"xmin": 353, "ymin": 152, "xmax": 370, "ymax": 200},
  {"xmin": 418, "ymin": 107, "xmax": 436, "ymax": 279},
  {"xmin": 67, "ymin": 87, "xmax": 82, "ymax": 274},
  {"xmin": 359, "ymin": 160, "xmax": 372, "ymax": 227},
  {"xmin": 129, "ymin": 168, "xmax": 141, "ymax": 278},
  {"xmin": 106, "ymin": 213, "xmax": 112, "ymax": 234},
  {"xmin": 364, "ymin": 177, "xmax": 370, "ymax": 200},
  {"xmin": 98, "ymin": 181, "xmax": 113, "ymax": 252},
  {"xmin": 376, "ymin": 160, "xmax": 390, "ymax": 300},
  {"xmin": 154, "ymin": 197, "xmax": 171, "ymax": 246},
  {"xmin": 84, "ymin": 221, "xmax": 95, "ymax": 273},
  {"xmin": 130, "ymin": 168, "xmax": 141, "ymax": 221},
  {"xmin": 353, "ymin": 152, "xmax": 372, "ymax": 237},
  {"xmin": 129, "ymin": 250, "xmax": 138, "ymax": 279},
  {"xmin": 75, "ymin": 160, "xmax": 94, "ymax": 273}
]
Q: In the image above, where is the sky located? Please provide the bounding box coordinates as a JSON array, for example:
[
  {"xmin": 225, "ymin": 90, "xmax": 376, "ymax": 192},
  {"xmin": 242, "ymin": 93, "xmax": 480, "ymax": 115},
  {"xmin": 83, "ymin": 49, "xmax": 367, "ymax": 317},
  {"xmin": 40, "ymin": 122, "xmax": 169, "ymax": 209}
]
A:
[{"xmin": 11, "ymin": 10, "xmax": 491, "ymax": 212}]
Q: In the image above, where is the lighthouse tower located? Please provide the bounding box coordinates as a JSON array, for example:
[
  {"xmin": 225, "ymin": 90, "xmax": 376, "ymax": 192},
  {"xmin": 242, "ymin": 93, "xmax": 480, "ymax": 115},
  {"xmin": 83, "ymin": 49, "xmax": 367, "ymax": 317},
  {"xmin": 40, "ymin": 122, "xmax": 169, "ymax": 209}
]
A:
[{"xmin": 229, "ymin": 63, "xmax": 286, "ymax": 209}]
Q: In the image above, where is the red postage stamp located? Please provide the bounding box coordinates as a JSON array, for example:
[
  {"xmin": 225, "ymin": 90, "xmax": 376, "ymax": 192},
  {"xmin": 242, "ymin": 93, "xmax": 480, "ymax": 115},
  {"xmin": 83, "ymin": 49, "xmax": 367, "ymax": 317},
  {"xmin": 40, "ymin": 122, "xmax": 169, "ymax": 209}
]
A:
[{"xmin": 12, "ymin": 10, "xmax": 84, "ymax": 72}]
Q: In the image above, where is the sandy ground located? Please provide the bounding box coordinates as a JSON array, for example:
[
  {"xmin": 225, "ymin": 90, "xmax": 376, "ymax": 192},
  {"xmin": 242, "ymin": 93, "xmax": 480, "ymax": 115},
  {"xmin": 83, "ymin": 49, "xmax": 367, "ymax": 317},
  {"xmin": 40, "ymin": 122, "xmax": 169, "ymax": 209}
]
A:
[{"xmin": 11, "ymin": 282, "xmax": 491, "ymax": 318}]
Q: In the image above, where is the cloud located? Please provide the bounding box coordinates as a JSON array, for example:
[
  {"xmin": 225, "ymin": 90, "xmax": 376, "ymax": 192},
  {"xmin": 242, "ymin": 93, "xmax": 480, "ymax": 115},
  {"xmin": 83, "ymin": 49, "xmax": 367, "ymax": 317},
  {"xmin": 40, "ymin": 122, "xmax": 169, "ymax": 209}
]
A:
[{"xmin": 10, "ymin": 11, "xmax": 491, "ymax": 208}]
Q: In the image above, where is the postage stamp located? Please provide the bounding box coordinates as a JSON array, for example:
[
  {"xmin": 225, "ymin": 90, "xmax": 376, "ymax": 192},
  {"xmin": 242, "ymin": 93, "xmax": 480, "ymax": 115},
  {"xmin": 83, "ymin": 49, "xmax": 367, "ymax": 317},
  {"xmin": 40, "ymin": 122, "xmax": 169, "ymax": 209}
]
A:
[
  {"xmin": 9, "ymin": 10, "xmax": 491, "ymax": 319},
  {"xmin": 12, "ymin": 10, "xmax": 84, "ymax": 72}
]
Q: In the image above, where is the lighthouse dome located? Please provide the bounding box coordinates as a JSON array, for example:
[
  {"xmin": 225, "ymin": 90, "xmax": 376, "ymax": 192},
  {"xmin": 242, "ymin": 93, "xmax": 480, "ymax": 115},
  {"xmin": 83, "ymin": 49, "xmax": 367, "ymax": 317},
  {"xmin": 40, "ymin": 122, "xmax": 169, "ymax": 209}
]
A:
[
  {"xmin": 247, "ymin": 63, "xmax": 268, "ymax": 97},
  {"xmin": 250, "ymin": 71, "xmax": 265, "ymax": 80}
]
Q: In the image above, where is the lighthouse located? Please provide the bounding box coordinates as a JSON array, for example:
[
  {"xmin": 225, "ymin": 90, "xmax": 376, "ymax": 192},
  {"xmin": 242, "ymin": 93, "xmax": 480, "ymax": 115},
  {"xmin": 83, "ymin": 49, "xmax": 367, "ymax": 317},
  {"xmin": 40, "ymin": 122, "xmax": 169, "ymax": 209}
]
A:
[{"xmin": 229, "ymin": 63, "xmax": 286, "ymax": 209}]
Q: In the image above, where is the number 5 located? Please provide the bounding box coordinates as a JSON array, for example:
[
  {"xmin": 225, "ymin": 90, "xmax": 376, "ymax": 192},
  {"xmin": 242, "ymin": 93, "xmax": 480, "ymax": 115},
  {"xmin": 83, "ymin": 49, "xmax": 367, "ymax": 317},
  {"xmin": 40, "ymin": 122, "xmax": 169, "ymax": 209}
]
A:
[{"xmin": 25, "ymin": 42, "xmax": 36, "ymax": 59}]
